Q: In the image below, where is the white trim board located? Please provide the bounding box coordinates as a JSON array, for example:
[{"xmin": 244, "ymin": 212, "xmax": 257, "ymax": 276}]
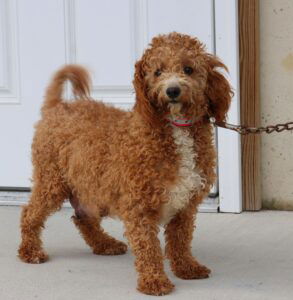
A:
[
  {"xmin": 214, "ymin": 0, "xmax": 242, "ymax": 213},
  {"xmin": 0, "ymin": 191, "xmax": 219, "ymax": 213},
  {"xmin": 0, "ymin": 191, "xmax": 72, "ymax": 208}
]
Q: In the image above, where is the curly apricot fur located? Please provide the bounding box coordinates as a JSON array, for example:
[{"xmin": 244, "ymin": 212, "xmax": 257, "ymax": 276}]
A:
[{"xmin": 18, "ymin": 32, "xmax": 232, "ymax": 296}]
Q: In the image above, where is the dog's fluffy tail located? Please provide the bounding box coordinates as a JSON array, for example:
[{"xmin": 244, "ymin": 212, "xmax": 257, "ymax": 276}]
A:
[{"xmin": 43, "ymin": 64, "xmax": 91, "ymax": 111}]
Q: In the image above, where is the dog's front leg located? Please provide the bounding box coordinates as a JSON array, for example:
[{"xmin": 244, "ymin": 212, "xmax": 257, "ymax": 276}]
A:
[
  {"xmin": 124, "ymin": 214, "xmax": 174, "ymax": 296},
  {"xmin": 165, "ymin": 203, "xmax": 211, "ymax": 279}
]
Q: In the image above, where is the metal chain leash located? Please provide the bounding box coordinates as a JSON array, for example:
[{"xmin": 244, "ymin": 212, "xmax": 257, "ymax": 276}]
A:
[{"xmin": 209, "ymin": 118, "xmax": 293, "ymax": 135}]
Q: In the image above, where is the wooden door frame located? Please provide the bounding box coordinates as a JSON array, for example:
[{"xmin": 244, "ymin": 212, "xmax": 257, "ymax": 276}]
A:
[{"xmin": 239, "ymin": 0, "xmax": 261, "ymax": 211}]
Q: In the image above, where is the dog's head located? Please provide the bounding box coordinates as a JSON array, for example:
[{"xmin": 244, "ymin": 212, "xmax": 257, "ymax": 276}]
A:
[{"xmin": 133, "ymin": 32, "xmax": 233, "ymax": 127}]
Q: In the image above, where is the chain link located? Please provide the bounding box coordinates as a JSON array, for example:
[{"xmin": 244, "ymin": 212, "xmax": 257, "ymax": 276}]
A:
[{"xmin": 209, "ymin": 118, "xmax": 293, "ymax": 135}]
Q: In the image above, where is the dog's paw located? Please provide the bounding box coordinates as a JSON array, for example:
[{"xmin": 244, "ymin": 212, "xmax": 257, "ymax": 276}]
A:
[
  {"xmin": 18, "ymin": 247, "xmax": 49, "ymax": 264},
  {"xmin": 93, "ymin": 240, "xmax": 127, "ymax": 255},
  {"xmin": 173, "ymin": 260, "xmax": 211, "ymax": 279},
  {"xmin": 137, "ymin": 274, "xmax": 174, "ymax": 296}
]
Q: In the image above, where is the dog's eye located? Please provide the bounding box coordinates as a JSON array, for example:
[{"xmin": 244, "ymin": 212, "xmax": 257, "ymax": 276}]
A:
[
  {"xmin": 154, "ymin": 69, "xmax": 162, "ymax": 77},
  {"xmin": 183, "ymin": 66, "xmax": 193, "ymax": 75}
]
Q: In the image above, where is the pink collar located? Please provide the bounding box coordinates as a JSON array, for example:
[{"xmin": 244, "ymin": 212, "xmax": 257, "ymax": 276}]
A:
[{"xmin": 166, "ymin": 115, "xmax": 193, "ymax": 127}]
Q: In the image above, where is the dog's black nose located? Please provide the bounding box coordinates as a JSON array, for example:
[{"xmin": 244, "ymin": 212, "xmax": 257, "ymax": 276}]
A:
[{"xmin": 166, "ymin": 86, "xmax": 181, "ymax": 99}]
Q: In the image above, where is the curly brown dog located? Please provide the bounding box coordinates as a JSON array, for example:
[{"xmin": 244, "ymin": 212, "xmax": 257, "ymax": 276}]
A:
[{"xmin": 18, "ymin": 32, "xmax": 232, "ymax": 296}]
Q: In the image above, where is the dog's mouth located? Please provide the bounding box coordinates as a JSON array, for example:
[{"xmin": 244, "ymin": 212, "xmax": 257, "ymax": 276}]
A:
[
  {"xmin": 165, "ymin": 100, "xmax": 200, "ymax": 127},
  {"xmin": 169, "ymin": 99, "xmax": 179, "ymax": 104},
  {"xmin": 168, "ymin": 102, "xmax": 182, "ymax": 116}
]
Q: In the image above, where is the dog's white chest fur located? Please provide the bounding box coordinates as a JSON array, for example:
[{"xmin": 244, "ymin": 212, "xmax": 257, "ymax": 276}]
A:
[{"xmin": 160, "ymin": 126, "xmax": 205, "ymax": 225}]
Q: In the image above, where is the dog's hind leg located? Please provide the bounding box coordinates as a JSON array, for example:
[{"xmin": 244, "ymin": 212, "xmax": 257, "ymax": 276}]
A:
[
  {"xmin": 70, "ymin": 195, "xmax": 127, "ymax": 255},
  {"xmin": 18, "ymin": 176, "xmax": 67, "ymax": 264}
]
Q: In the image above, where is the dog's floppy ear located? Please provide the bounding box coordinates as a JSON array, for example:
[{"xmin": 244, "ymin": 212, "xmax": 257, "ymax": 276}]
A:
[
  {"xmin": 205, "ymin": 55, "xmax": 234, "ymax": 122},
  {"xmin": 133, "ymin": 59, "xmax": 159, "ymax": 127}
]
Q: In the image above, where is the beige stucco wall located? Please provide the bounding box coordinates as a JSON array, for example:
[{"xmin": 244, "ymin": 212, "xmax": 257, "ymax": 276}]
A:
[{"xmin": 260, "ymin": 0, "xmax": 293, "ymax": 209}]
